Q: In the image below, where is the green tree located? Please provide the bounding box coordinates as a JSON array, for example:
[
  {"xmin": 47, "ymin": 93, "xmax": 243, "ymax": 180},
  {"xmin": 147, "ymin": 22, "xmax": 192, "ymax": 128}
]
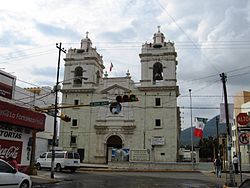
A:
[{"xmin": 198, "ymin": 136, "xmax": 217, "ymax": 161}]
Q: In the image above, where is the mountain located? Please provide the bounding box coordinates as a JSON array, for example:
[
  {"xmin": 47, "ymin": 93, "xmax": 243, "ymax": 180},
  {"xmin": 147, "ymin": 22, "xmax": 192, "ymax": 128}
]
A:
[{"xmin": 180, "ymin": 115, "xmax": 227, "ymax": 147}]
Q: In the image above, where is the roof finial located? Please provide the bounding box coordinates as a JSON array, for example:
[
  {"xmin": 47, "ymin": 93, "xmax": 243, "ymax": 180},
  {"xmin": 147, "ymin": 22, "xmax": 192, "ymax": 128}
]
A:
[
  {"xmin": 157, "ymin": 26, "xmax": 161, "ymax": 32},
  {"xmin": 86, "ymin": 31, "xmax": 89, "ymax": 38}
]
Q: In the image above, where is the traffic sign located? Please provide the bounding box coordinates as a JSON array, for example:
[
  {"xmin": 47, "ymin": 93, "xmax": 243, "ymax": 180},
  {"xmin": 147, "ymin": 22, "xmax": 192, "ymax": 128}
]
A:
[
  {"xmin": 237, "ymin": 113, "xmax": 250, "ymax": 126},
  {"xmin": 90, "ymin": 101, "xmax": 109, "ymax": 106},
  {"xmin": 239, "ymin": 132, "xmax": 249, "ymax": 145}
]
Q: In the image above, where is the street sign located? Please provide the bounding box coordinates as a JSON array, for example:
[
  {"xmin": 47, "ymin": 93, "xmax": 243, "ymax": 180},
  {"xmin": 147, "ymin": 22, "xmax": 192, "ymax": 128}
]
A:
[
  {"xmin": 238, "ymin": 132, "xmax": 249, "ymax": 145},
  {"xmin": 90, "ymin": 101, "xmax": 109, "ymax": 106},
  {"xmin": 237, "ymin": 113, "xmax": 250, "ymax": 126},
  {"xmin": 238, "ymin": 127, "xmax": 250, "ymax": 132}
]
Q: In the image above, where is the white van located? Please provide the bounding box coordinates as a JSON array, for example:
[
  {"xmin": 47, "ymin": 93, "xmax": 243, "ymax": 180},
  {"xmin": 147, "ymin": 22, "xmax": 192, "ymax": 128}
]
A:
[{"xmin": 36, "ymin": 151, "xmax": 80, "ymax": 172}]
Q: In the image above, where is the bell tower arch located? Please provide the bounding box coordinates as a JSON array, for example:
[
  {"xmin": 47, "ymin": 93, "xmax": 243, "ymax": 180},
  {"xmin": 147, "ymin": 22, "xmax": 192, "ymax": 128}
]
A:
[
  {"xmin": 63, "ymin": 32, "xmax": 105, "ymax": 90},
  {"xmin": 139, "ymin": 26, "xmax": 177, "ymax": 87}
]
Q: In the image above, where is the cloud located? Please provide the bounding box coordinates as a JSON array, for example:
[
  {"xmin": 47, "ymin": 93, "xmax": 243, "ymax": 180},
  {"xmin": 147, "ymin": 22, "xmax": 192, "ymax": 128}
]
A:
[
  {"xmin": 35, "ymin": 21, "xmax": 81, "ymax": 40},
  {"xmin": 100, "ymin": 27, "xmax": 137, "ymax": 42},
  {"xmin": 0, "ymin": 31, "xmax": 33, "ymax": 46},
  {"xmin": 1, "ymin": 0, "xmax": 250, "ymax": 129}
]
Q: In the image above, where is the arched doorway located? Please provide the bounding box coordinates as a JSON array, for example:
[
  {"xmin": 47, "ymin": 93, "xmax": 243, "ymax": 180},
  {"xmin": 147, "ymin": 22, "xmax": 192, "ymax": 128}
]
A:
[{"xmin": 106, "ymin": 135, "xmax": 123, "ymax": 163}]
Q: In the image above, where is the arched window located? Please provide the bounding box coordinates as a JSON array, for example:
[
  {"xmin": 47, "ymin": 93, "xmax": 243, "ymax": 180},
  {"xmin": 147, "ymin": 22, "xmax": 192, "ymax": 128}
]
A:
[
  {"xmin": 96, "ymin": 70, "xmax": 100, "ymax": 84},
  {"xmin": 153, "ymin": 62, "xmax": 163, "ymax": 81},
  {"xmin": 74, "ymin": 66, "xmax": 83, "ymax": 85}
]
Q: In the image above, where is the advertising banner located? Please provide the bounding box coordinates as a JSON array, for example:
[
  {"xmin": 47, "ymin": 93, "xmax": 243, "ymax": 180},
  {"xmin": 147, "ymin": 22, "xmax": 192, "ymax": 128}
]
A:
[
  {"xmin": 0, "ymin": 71, "xmax": 15, "ymax": 99},
  {"xmin": 0, "ymin": 139, "xmax": 23, "ymax": 163},
  {"xmin": 0, "ymin": 100, "xmax": 46, "ymax": 131}
]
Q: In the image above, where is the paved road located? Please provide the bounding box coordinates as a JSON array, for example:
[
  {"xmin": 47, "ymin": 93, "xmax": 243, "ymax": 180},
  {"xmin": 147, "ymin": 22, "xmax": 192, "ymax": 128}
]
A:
[{"xmin": 32, "ymin": 170, "xmax": 240, "ymax": 188}]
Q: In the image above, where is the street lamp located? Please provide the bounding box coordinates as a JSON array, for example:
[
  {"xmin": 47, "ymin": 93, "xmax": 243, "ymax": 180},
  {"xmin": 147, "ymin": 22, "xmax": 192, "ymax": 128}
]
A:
[{"xmin": 189, "ymin": 89, "xmax": 194, "ymax": 170}]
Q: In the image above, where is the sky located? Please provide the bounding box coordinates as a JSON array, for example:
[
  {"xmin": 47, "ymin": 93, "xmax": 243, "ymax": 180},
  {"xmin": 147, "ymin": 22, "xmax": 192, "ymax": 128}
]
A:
[{"xmin": 1, "ymin": 0, "xmax": 250, "ymax": 129}]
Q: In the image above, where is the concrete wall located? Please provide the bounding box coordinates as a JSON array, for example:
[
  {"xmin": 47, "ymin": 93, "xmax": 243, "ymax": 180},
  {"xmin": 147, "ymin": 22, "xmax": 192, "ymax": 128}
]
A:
[{"xmin": 108, "ymin": 162, "xmax": 250, "ymax": 172}]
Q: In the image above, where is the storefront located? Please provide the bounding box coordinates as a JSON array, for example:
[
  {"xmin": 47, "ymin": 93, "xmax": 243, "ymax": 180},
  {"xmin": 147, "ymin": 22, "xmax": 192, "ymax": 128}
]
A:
[{"xmin": 0, "ymin": 100, "xmax": 46, "ymax": 173}]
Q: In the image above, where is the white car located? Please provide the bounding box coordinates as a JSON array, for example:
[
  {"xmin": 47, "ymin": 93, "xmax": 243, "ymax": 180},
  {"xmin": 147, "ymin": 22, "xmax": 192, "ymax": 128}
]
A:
[{"xmin": 0, "ymin": 159, "xmax": 32, "ymax": 188}]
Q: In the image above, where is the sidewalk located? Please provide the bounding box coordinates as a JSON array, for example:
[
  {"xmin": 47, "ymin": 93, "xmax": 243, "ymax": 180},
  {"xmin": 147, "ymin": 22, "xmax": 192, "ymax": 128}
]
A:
[{"xmin": 202, "ymin": 171, "xmax": 250, "ymax": 187}]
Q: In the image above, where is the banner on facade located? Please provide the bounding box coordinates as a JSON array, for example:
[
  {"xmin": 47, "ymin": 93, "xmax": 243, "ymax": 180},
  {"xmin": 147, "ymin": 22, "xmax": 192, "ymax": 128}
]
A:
[
  {"xmin": 219, "ymin": 103, "xmax": 234, "ymax": 124},
  {"xmin": 111, "ymin": 148, "xmax": 129, "ymax": 162}
]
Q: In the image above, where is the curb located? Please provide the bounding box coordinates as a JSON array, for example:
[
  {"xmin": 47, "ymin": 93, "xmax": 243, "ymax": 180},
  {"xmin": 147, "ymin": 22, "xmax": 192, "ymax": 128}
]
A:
[
  {"xmin": 30, "ymin": 175, "xmax": 62, "ymax": 184},
  {"xmin": 78, "ymin": 167, "xmax": 201, "ymax": 173}
]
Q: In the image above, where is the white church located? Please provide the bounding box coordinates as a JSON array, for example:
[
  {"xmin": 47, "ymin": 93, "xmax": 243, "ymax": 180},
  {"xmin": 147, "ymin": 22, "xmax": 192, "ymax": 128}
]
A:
[{"xmin": 59, "ymin": 27, "xmax": 181, "ymax": 164}]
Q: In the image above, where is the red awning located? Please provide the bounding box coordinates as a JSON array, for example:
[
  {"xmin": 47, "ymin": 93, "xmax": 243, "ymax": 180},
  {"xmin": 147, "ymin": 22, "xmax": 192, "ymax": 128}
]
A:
[{"xmin": 0, "ymin": 100, "xmax": 46, "ymax": 131}]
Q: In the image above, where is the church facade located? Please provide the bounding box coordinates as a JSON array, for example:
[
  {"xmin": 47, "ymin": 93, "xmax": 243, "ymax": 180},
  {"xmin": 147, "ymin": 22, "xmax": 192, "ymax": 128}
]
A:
[{"xmin": 59, "ymin": 28, "xmax": 180, "ymax": 164}]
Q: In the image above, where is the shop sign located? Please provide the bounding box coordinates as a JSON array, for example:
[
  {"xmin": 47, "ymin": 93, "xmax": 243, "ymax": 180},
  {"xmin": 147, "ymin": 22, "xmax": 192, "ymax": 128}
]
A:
[
  {"xmin": 0, "ymin": 129, "xmax": 22, "ymax": 139},
  {"xmin": 0, "ymin": 71, "xmax": 15, "ymax": 99},
  {"xmin": 0, "ymin": 139, "xmax": 22, "ymax": 163},
  {"xmin": 0, "ymin": 100, "xmax": 46, "ymax": 131},
  {"xmin": 0, "ymin": 82, "xmax": 13, "ymax": 99}
]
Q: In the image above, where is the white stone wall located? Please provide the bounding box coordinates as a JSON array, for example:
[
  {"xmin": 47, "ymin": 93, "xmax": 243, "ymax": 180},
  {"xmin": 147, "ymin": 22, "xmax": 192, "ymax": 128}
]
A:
[{"xmin": 59, "ymin": 30, "xmax": 179, "ymax": 164}]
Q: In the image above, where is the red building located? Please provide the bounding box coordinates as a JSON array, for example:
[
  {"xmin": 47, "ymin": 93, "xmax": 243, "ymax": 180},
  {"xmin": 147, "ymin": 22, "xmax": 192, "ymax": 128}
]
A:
[{"xmin": 0, "ymin": 100, "xmax": 46, "ymax": 173}]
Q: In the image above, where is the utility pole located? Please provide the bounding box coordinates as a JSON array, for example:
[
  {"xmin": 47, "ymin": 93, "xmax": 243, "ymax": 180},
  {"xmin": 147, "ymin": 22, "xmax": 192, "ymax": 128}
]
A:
[
  {"xmin": 216, "ymin": 116, "xmax": 219, "ymax": 157},
  {"xmin": 51, "ymin": 43, "xmax": 66, "ymax": 179},
  {"xmin": 220, "ymin": 73, "xmax": 236, "ymax": 187},
  {"xmin": 189, "ymin": 89, "xmax": 194, "ymax": 170}
]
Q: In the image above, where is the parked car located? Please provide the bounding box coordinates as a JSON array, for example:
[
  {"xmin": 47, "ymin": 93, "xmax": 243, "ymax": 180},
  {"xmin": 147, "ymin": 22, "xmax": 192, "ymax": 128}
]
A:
[
  {"xmin": 0, "ymin": 159, "xmax": 32, "ymax": 188},
  {"xmin": 36, "ymin": 151, "xmax": 80, "ymax": 172},
  {"xmin": 239, "ymin": 179, "xmax": 250, "ymax": 188}
]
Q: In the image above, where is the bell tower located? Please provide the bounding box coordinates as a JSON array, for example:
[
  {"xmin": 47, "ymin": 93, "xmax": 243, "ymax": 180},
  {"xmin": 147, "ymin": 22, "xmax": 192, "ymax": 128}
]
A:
[
  {"xmin": 139, "ymin": 26, "xmax": 177, "ymax": 87},
  {"xmin": 63, "ymin": 32, "xmax": 105, "ymax": 91}
]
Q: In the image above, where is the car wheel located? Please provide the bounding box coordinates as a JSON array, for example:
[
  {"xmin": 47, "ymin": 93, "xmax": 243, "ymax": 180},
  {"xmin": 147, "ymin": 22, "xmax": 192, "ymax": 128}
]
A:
[
  {"xmin": 55, "ymin": 163, "xmax": 62, "ymax": 172},
  {"xmin": 36, "ymin": 163, "xmax": 41, "ymax": 170},
  {"xmin": 19, "ymin": 180, "xmax": 29, "ymax": 188}
]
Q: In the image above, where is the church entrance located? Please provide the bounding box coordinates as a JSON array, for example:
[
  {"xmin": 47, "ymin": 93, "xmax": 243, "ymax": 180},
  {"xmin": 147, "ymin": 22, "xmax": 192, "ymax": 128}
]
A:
[
  {"xmin": 107, "ymin": 135, "xmax": 122, "ymax": 149},
  {"xmin": 106, "ymin": 135, "xmax": 122, "ymax": 163}
]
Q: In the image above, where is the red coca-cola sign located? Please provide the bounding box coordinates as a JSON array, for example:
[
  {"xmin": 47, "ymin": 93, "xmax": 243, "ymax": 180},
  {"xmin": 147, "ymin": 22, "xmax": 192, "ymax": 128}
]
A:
[
  {"xmin": 0, "ymin": 139, "xmax": 22, "ymax": 163},
  {"xmin": 0, "ymin": 100, "xmax": 46, "ymax": 131}
]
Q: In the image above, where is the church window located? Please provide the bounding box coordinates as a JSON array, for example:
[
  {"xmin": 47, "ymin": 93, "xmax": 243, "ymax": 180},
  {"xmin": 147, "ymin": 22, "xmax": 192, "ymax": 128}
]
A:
[
  {"xmin": 155, "ymin": 119, "xmax": 161, "ymax": 127},
  {"xmin": 70, "ymin": 136, "xmax": 77, "ymax": 145},
  {"xmin": 72, "ymin": 119, "xmax": 78, "ymax": 127},
  {"xmin": 96, "ymin": 70, "xmax": 100, "ymax": 84},
  {"xmin": 74, "ymin": 99, "xmax": 79, "ymax": 105},
  {"xmin": 153, "ymin": 62, "xmax": 163, "ymax": 81},
  {"xmin": 155, "ymin": 98, "xmax": 161, "ymax": 106},
  {"xmin": 74, "ymin": 66, "xmax": 83, "ymax": 85}
]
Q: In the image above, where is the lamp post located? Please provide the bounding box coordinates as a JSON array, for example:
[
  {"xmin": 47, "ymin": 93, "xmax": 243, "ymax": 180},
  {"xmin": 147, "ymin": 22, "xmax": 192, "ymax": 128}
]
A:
[
  {"xmin": 189, "ymin": 89, "xmax": 194, "ymax": 170},
  {"xmin": 51, "ymin": 43, "xmax": 66, "ymax": 179}
]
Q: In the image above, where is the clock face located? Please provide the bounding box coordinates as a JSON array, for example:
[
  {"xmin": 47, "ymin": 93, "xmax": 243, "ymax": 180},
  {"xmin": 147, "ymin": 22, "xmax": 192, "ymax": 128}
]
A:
[{"xmin": 110, "ymin": 102, "xmax": 121, "ymax": 114}]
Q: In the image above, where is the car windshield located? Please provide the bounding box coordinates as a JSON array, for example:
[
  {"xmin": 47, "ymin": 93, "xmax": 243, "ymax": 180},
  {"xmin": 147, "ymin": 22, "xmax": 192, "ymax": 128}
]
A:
[{"xmin": 74, "ymin": 153, "xmax": 80, "ymax": 159}]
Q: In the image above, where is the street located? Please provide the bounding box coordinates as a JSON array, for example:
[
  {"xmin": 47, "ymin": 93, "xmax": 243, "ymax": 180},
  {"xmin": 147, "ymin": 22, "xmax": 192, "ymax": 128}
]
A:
[{"xmin": 31, "ymin": 170, "xmax": 242, "ymax": 188}]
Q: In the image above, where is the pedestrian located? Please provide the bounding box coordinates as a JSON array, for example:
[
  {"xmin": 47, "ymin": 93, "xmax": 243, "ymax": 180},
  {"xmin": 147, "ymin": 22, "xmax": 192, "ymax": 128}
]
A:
[
  {"xmin": 214, "ymin": 157, "xmax": 222, "ymax": 178},
  {"xmin": 8, "ymin": 157, "xmax": 18, "ymax": 170},
  {"xmin": 233, "ymin": 155, "xmax": 239, "ymax": 174}
]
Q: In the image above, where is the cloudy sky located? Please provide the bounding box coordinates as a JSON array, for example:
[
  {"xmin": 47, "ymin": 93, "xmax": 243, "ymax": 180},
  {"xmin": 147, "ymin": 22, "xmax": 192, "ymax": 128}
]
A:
[{"xmin": 1, "ymin": 0, "xmax": 250, "ymax": 129}]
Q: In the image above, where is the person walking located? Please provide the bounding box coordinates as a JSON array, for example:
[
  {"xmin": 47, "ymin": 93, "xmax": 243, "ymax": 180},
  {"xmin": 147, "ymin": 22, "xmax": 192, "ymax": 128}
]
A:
[
  {"xmin": 214, "ymin": 157, "xmax": 222, "ymax": 178},
  {"xmin": 233, "ymin": 155, "xmax": 239, "ymax": 174},
  {"xmin": 8, "ymin": 157, "xmax": 18, "ymax": 170}
]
